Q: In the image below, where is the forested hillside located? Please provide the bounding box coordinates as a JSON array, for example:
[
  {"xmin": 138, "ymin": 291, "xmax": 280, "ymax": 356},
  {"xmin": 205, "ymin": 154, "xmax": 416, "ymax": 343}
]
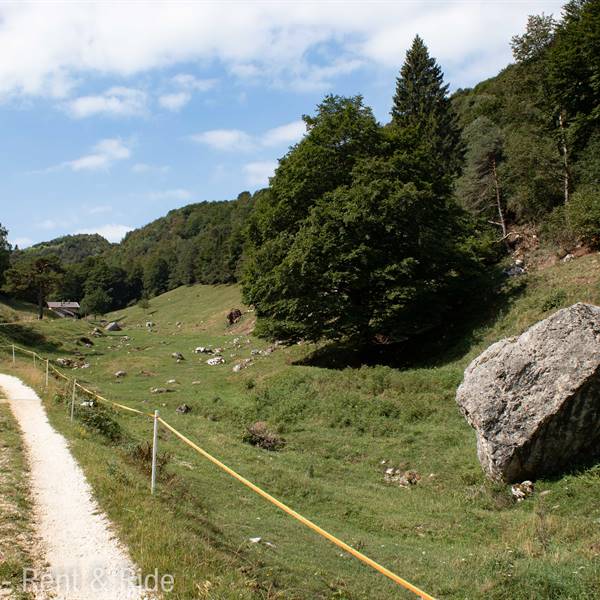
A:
[
  {"xmin": 110, "ymin": 192, "xmax": 255, "ymax": 294},
  {"xmin": 1, "ymin": 0, "xmax": 598, "ymax": 340},
  {"xmin": 13, "ymin": 234, "xmax": 112, "ymax": 264}
]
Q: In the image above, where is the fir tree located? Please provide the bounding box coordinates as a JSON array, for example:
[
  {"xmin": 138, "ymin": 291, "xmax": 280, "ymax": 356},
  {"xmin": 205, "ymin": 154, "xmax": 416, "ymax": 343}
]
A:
[{"xmin": 391, "ymin": 35, "xmax": 462, "ymax": 176}]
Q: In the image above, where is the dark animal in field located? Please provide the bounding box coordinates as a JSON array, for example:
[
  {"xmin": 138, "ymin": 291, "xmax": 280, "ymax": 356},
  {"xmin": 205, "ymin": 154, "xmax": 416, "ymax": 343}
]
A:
[{"xmin": 227, "ymin": 308, "xmax": 242, "ymax": 326}]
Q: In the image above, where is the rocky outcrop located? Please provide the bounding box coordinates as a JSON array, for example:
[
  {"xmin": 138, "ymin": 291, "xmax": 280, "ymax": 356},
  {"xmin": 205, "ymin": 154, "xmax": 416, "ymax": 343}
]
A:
[{"xmin": 456, "ymin": 303, "xmax": 600, "ymax": 482}]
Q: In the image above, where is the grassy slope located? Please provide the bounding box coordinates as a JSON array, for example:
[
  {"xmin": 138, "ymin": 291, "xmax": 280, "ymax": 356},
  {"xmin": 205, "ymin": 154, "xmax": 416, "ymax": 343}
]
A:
[
  {"xmin": 1, "ymin": 258, "xmax": 600, "ymax": 599},
  {"xmin": 0, "ymin": 393, "xmax": 35, "ymax": 600}
]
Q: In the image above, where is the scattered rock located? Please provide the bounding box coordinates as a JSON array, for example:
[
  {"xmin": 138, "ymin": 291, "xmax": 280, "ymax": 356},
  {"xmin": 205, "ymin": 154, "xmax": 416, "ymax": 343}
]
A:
[
  {"xmin": 384, "ymin": 468, "xmax": 421, "ymax": 487},
  {"xmin": 176, "ymin": 404, "xmax": 192, "ymax": 414},
  {"xmin": 504, "ymin": 264, "xmax": 526, "ymax": 277},
  {"xmin": 242, "ymin": 421, "xmax": 285, "ymax": 451},
  {"xmin": 207, "ymin": 356, "xmax": 225, "ymax": 366},
  {"xmin": 562, "ymin": 253, "xmax": 575, "ymax": 263},
  {"xmin": 457, "ymin": 303, "xmax": 600, "ymax": 482},
  {"xmin": 232, "ymin": 359, "xmax": 253, "ymax": 373},
  {"xmin": 249, "ymin": 537, "xmax": 262, "ymax": 544},
  {"xmin": 192, "ymin": 381, "xmax": 202, "ymax": 385},
  {"xmin": 171, "ymin": 352, "xmax": 185, "ymax": 360},
  {"xmin": 105, "ymin": 321, "xmax": 122, "ymax": 332},
  {"xmin": 115, "ymin": 370, "xmax": 127, "ymax": 378},
  {"xmin": 166, "ymin": 379, "xmax": 177, "ymax": 384},
  {"xmin": 150, "ymin": 387, "xmax": 173, "ymax": 394},
  {"xmin": 146, "ymin": 321, "xmax": 154, "ymax": 328},
  {"xmin": 78, "ymin": 336, "xmax": 94, "ymax": 347},
  {"xmin": 195, "ymin": 346, "xmax": 213, "ymax": 354},
  {"xmin": 511, "ymin": 480, "xmax": 534, "ymax": 502},
  {"xmin": 139, "ymin": 369, "xmax": 156, "ymax": 377},
  {"xmin": 227, "ymin": 308, "xmax": 243, "ymax": 325},
  {"xmin": 91, "ymin": 327, "xmax": 103, "ymax": 337},
  {"xmin": 56, "ymin": 358, "xmax": 74, "ymax": 368}
]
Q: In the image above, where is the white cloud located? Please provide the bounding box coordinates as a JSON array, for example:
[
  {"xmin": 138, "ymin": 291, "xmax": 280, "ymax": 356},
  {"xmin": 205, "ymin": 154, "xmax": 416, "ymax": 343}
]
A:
[
  {"xmin": 190, "ymin": 129, "xmax": 253, "ymax": 152},
  {"xmin": 76, "ymin": 224, "xmax": 132, "ymax": 243},
  {"xmin": 88, "ymin": 205, "xmax": 112, "ymax": 215},
  {"xmin": 9, "ymin": 236, "xmax": 33, "ymax": 249},
  {"xmin": 262, "ymin": 120, "xmax": 305, "ymax": 147},
  {"xmin": 36, "ymin": 218, "xmax": 60, "ymax": 230},
  {"xmin": 145, "ymin": 188, "xmax": 192, "ymax": 201},
  {"xmin": 43, "ymin": 138, "xmax": 131, "ymax": 172},
  {"xmin": 243, "ymin": 160, "xmax": 277, "ymax": 187},
  {"xmin": 158, "ymin": 91, "xmax": 191, "ymax": 111},
  {"xmin": 172, "ymin": 74, "xmax": 217, "ymax": 91},
  {"xmin": 69, "ymin": 138, "xmax": 130, "ymax": 171},
  {"xmin": 65, "ymin": 87, "xmax": 147, "ymax": 118},
  {"xmin": 0, "ymin": 2, "xmax": 565, "ymax": 99},
  {"xmin": 191, "ymin": 120, "xmax": 305, "ymax": 153}
]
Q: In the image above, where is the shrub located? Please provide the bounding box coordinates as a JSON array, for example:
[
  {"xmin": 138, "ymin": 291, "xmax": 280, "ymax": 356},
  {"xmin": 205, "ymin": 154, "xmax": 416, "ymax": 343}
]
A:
[
  {"xmin": 76, "ymin": 403, "xmax": 122, "ymax": 442},
  {"xmin": 543, "ymin": 205, "xmax": 577, "ymax": 250},
  {"xmin": 137, "ymin": 297, "xmax": 151, "ymax": 310},
  {"xmin": 540, "ymin": 289, "xmax": 567, "ymax": 312},
  {"xmin": 125, "ymin": 441, "xmax": 172, "ymax": 479},
  {"xmin": 242, "ymin": 421, "xmax": 285, "ymax": 451},
  {"xmin": 566, "ymin": 185, "xmax": 600, "ymax": 248}
]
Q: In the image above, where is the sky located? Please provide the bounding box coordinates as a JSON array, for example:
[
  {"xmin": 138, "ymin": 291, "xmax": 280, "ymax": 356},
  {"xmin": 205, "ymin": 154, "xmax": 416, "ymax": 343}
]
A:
[{"xmin": 0, "ymin": 0, "xmax": 565, "ymax": 248}]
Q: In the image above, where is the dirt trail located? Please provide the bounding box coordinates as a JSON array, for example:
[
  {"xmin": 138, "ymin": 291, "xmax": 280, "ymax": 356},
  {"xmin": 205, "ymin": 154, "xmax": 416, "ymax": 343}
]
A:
[{"xmin": 0, "ymin": 373, "xmax": 145, "ymax": 600}]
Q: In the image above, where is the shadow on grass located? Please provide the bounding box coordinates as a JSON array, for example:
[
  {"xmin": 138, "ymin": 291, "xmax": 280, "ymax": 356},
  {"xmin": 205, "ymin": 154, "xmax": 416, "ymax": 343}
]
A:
[
  {"xmin": 294, "ymin": 271, "xmax": 527, "ymax": 370},
  {"xmin": 0, "ymin": 323, "xmax": 62, "ymax": 353}
]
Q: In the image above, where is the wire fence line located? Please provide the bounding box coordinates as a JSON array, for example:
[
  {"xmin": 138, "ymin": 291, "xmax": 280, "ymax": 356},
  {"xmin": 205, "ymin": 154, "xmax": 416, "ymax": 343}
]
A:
[{"xmin": 1, "ymin": 342, "xmax": 437, "ymax": 600}]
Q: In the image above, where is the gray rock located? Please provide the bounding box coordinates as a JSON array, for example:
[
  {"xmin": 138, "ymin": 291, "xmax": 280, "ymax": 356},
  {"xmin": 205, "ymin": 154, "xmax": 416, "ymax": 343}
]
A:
[
  {"xmin": 457, "ymin": 303, "xmax": 600, "ymax": 482},
  {"xmin": 115, "ymin": 370, "xmax": 127, "ymax": 378},
  {"xmin": 105, "ymin": 321, "xmax": 122, "ymax": 332},
  {"xmin": 171, "ymin": 352, "xmax": 184, "ymax": 360},
  {"xmin": 195, "ymin": 346, "xmax": 213, "ymax": 354},
  {"xmin": 207, "ymin": 356, "xmax": 225, "ymax": 366}
]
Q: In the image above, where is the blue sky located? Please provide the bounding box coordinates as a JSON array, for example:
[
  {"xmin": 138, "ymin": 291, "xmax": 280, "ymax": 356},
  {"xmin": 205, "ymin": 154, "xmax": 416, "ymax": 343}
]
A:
[{"xmin": 0, "ymin": 0, "xmax": 564, "ymax": 248}]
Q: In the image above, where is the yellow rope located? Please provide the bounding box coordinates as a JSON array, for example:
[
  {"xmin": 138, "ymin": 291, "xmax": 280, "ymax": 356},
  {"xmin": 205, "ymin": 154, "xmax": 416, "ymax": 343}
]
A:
[
  {"xmin": 3, "ymin": 343, "xmax": 437, "ymax": 599},
  {"xmin": 158, "ymin": 417, "xmax": 436, "ymax": 599}
]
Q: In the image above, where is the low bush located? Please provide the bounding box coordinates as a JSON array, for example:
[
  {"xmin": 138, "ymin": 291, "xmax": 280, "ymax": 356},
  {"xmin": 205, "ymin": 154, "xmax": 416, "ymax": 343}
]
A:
[
  {"xmin": 242, "ymin": 421, "xmax": 286, "ymax": 451},
  {"xmin": 76, "ymin": 403, "xmax": 122, "ymax": 443},
  {"xmin": 566, "ymin": 185, "xmax": 600, "ymax": 248},
  {"xmin": 124, "ymin": 441, "xmax": 172, "ymax": 479}
]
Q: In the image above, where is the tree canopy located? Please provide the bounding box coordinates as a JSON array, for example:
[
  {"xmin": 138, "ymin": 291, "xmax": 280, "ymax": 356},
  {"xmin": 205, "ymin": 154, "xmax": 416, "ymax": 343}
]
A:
[{"xmin": 243, "ymin": 53, "xmax": 485, "ymax": 346}]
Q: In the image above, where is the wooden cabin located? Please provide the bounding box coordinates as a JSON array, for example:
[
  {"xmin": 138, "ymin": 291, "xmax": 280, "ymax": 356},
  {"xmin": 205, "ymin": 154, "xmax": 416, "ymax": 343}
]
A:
[{"xmin": 47, "ymin": 301, "xmax": 80, "ymax": 319}]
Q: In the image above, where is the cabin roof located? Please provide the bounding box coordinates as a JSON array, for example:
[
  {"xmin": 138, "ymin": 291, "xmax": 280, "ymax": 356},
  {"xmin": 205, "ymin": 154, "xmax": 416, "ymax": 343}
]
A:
[{"xmin": 47, "ymin": 301, "xmax": 80, "ymax": 309}]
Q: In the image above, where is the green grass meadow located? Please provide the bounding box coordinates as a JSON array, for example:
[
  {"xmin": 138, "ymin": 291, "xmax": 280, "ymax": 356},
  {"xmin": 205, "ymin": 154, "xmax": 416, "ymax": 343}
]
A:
[{"xmin": 1, "ymin": 255, "xmax": 600, "ymax": 598}]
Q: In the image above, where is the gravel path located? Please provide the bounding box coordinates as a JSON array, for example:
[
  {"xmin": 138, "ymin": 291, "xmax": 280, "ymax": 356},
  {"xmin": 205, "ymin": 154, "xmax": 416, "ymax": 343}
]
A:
[{"xmin": 0, "ymin": 373, "xmax": 145, "ymax": 600}]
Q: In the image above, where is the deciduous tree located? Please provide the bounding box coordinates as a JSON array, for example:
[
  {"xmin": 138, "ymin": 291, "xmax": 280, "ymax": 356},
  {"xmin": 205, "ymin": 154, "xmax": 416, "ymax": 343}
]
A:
[{"xmin": 4, "ymin": 256, "xmax": 63, "ymax": 319}]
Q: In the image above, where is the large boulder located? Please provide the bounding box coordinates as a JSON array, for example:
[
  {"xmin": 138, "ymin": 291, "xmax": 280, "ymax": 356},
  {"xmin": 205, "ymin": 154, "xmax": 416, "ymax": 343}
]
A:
[{"xmin": 456, "ymin": 303, "xmax": 600, "ymax": 482}]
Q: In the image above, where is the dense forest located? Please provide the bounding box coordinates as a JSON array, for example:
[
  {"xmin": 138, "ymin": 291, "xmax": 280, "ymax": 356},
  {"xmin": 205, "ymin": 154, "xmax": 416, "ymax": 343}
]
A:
[
  {"xmin": 13, "ymin": 234, "xmax": 112, "ymax": 264},
  {"xmin": 1, "ymin": 0, "xmax": 598, "ymax": 343}
]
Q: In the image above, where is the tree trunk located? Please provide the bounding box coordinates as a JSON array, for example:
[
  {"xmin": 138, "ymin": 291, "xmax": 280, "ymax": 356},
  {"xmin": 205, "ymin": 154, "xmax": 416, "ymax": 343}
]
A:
[
  {"xmin": 558, "ymin": 110, "xmax": 570, "ymax": 204},
  {"xmin": 37, "ymin": 288, "xmax": 44, "ymax": 320},
  {"xmin": 491, "ymin": 156, "xmax": 508, "ymax": 239}
]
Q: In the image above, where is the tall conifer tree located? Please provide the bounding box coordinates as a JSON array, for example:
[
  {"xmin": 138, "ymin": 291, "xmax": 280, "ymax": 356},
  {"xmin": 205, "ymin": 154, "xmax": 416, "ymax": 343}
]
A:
[{"xmin": 391, "ymin": 35, "xmax": 461, "ymax": 176}]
